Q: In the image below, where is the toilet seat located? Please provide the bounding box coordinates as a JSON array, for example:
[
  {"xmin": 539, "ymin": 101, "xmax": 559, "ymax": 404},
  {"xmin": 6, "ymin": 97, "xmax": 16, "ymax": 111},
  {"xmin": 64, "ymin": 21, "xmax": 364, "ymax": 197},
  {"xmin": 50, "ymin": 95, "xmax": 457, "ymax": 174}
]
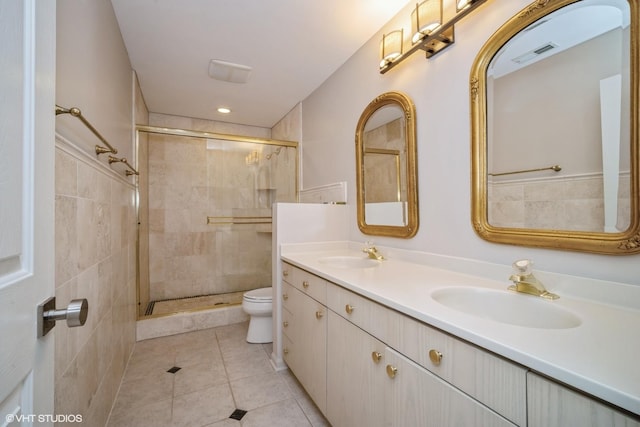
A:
[{"xmin": 243, "ymin": 287, "xmax": 272, "ymax": 302}]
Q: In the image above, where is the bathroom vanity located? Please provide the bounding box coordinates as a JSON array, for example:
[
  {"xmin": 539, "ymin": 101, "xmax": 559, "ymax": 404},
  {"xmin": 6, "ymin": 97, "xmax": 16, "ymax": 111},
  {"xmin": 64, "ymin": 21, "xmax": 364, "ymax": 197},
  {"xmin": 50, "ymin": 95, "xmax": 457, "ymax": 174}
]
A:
[{"xmin": 279, "ymin": 244, "xmax": 640, "ymax": 427}]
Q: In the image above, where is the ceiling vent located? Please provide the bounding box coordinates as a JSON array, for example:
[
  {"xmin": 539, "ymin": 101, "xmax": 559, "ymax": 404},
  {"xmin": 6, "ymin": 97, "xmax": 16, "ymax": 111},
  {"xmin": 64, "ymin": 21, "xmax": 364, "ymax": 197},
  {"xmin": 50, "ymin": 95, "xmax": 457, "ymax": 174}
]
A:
[
  {"xmin": 208, "ymin": 59, "xmax": 252, "ymax": 84},
  {"xmin": 511, "ymin": 42, "xmax": 558, "ymax": 65}
]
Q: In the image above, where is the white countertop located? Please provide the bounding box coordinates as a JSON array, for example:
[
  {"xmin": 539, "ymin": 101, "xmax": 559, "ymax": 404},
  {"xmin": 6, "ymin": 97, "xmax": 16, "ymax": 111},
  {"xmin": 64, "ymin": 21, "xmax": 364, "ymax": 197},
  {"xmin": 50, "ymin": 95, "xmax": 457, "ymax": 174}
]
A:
[{"xmin": 281, "ymin": 244, "xmax": 640, "ymax": 416}]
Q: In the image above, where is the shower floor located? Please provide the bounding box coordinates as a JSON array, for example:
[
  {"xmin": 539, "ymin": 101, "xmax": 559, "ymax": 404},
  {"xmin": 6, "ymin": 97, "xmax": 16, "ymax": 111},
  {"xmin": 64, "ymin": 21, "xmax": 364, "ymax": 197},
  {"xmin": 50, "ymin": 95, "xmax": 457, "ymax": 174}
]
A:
[{"xmin": 146, "ymin": 291, "xmax": 245, "ymax": 316}]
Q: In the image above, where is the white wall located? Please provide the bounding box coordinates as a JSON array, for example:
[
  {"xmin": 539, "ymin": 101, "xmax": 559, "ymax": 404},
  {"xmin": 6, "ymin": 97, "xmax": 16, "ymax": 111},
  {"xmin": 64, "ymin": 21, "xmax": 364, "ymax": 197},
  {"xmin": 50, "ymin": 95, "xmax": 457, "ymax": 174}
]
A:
[
  {"xmin": 299, "ymin": 0, "xmax": 639, "ymax": 285},
  {"xmin": 56, "ymin": 0, "xmax": 133, "ymax": 161}
]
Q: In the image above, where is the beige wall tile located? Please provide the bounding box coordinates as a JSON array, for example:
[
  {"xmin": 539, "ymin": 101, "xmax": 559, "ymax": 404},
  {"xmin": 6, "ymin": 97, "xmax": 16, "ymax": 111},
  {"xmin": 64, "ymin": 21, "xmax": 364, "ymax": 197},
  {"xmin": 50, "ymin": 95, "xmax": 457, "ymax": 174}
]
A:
[
  {"xmin": 55, "ymin": 195, "xmax": 78, "ymax": 286},
  {"xmin": 55, "ymin": 148, "xmax": 137, "ymax": 426},
  {"xmin": 55, "ymin": 150, "xmax": 78, "ymax": 196}
]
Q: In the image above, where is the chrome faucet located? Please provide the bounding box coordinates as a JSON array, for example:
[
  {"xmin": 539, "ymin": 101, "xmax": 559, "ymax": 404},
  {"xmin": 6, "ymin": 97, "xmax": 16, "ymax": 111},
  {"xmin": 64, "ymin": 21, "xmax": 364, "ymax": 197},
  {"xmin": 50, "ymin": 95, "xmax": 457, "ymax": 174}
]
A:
[
  {"xmin": 508, "ymin": 259, "xmax": 558, "ymax": 300},
  {"xmin": 362, "ymin": 242, "xmax": 384, "ymax": 260}
]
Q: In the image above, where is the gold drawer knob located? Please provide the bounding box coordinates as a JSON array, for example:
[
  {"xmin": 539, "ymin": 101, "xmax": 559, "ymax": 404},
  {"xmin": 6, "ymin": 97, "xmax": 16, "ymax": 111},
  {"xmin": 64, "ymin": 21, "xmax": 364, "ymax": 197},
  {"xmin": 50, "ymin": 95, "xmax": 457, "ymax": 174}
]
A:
[
  {"xmin": 282, "ymin": 293, "xmax": 288, "ymax": 300},
  {"xmin": 315, "ymin": 310, "xmax": 324, "ymax": 319},
  {"xmin": 283, "ymin": 270, "xmax": 289, "ymax": 277},
  {"xmin": 303, "ymin": 281, "xmax": 310, "ymax": 289},
  {"xmin": 283, "ymin": 321, "xmax": 289, "ymax": 327},
  {"xmin": 429, "ymin": 349, "xmax": 443, "ymax": 366},
  {"xmin": 386, "ymin": 364, "xmax": 398, "ymax": 379},
  {"xmin": 371, "ymin": 351, "xmax": 382, "ymax": 364},
  {"xmin": 283, "ymin": 348, "xmax": 289, "ymax": 354},
  {"xmin": 345, "ymin": 304, "xmax": 355, "ymax": 314}
]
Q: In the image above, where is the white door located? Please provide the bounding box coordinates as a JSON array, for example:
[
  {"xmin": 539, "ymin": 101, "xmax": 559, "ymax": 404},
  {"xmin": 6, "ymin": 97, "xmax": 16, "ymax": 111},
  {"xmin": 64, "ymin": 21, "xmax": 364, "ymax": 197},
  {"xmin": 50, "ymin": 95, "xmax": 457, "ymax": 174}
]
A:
[{"xmin": 0, "ymin": 0, "xmax": 57, "ymax": 425}]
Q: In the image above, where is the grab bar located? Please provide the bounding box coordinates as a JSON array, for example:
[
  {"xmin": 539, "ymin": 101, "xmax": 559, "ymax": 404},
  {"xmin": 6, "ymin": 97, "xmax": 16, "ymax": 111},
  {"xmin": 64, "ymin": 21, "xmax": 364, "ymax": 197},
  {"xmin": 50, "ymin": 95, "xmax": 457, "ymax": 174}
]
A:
[
  {"xmin": 207, "ymin": 216, "xmax": 272, "ymax": 225},
  {"xmin": 489, "ymin": 165, "xmax": 561, "ymax": 177},
  {"xmin": 55, "ymin": 105, "xmax": 118, "ymax": 155},
  {"xmin": 108, "ymin": 155, "xmax": 139, "ymax": 176}
]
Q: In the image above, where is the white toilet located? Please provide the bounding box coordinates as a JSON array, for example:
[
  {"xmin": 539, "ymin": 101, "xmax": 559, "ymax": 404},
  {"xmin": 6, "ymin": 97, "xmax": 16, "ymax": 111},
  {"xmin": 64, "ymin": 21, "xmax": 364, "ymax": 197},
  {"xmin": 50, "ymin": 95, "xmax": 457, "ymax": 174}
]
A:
[{"xmin": 242, "ymin": 287, "xmax": 273, "ymax": 343}]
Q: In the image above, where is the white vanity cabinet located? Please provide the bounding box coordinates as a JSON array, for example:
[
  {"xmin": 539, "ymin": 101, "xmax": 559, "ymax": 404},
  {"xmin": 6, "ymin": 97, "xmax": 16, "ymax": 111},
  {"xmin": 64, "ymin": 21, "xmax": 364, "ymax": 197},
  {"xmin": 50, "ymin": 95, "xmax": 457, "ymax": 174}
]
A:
[
  {"xmin": 281, "ymin": 263, "xmax": 327, "ymax": 413},
  {"xmin": 326, "ymin": 311, "xmax": 386, "ymax": 427},
  {"xmin": 327, "ymin": 280, "xmax": 527, "ymax": 426},
  {"xmin": 527, "ymin": 373, "xmax": 640, "ymax": 427},
  {"xmin": 282, "ymin": 261, "xmax": 526, "ymax": 426},
  {"xmin": 384, "ymin": 347, "xmax": 516, "ymax": 427}
]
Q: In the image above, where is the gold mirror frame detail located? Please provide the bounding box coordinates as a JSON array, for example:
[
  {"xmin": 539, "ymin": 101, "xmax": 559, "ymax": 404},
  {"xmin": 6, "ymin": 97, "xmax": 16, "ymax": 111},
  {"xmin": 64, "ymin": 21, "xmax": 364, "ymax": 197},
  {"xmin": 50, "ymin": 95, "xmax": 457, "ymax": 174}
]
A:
[
  {"xmin": 356, "ymin": 91, "xmax": 419, "ymax": 238},
  {"xmin": 470, "ymin": 0, "xmax": 640, "ymax": 254}
]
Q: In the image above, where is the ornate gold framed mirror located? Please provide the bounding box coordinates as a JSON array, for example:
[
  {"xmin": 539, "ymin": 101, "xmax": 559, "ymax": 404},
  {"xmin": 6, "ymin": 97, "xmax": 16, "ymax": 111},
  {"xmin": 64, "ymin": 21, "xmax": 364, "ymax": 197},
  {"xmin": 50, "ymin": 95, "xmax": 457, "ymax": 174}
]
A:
[
  {"xmin": 356, "ymin": 91, "xmax": 419, "ymax": 238},
  {"xmin": 471, "ymin": 0, "xmax": 640, "ymax": 254}
]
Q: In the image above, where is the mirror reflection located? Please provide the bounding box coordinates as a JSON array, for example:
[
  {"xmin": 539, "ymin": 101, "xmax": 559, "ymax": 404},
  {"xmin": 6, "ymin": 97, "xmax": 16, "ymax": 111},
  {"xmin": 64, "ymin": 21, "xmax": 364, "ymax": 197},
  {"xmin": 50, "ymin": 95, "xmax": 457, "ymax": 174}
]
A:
[
  {"xmin": 487, "ymin": 0, "xmax": 630, "ymax": 233},
  {"xmin": 470, "ymin": 0, "xmax": 640, "ymax": 254},
  {"xmin": 363, "ymin": 105, "xmax": 406, "ymax": 226},
  {"xmin": 356, "ymin": 92, "xmax": 419, "ymax": 238}
]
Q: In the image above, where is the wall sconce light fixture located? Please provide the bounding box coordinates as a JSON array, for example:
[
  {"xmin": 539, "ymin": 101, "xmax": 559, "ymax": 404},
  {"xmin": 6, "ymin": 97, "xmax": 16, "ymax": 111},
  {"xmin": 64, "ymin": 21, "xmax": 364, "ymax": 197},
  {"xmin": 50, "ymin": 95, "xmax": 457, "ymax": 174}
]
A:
[
  {"xmin": 411, "ymin": 0, "xmax": 442, "ymax": 44},
  {"xmin": 380, "ymin": 29, "xmax": 404, "ymax": 69},
  {"xmin": 380, "ymin": 0, "xmax": 486, "ymax": 73}
]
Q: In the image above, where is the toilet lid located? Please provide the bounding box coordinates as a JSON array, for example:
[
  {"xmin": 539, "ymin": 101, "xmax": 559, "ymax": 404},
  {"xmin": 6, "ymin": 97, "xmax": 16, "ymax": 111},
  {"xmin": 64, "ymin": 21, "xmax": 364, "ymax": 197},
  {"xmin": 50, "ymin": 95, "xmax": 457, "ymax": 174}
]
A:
[{"xmin": 244, "ymin": 287, "xmax": 272, "ymax": 301}]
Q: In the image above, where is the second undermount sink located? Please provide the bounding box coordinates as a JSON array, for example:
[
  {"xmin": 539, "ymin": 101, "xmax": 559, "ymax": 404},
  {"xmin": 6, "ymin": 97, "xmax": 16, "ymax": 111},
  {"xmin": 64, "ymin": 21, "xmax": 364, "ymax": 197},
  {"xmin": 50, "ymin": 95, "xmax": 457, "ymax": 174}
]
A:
[
  {"xmin": 431, "ymin": 287, "xmax": 581, "ymax": 329},
  {"xmin": 318, "ymin": 256, "xmax": 381, "ymax": 269}
]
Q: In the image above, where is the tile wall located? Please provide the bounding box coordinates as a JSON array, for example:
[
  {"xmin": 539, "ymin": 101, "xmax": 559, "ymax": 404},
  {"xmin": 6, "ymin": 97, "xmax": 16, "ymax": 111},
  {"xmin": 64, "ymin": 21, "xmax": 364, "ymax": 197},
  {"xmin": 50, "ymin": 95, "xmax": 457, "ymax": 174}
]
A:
[
  {"xmin": 488, "ymin": 174, "xmax": 631, "ymax": 231},
  {"xmin": 363, "ymin": 117, "xmax": 406, "ymax": 203},
  {"xmin": 142, "ymin": 114, "xmax": 296, "ymax": 304},
  {"xmin": 54, "ymin": 139, "xmax": 138, "ymax": 426}
]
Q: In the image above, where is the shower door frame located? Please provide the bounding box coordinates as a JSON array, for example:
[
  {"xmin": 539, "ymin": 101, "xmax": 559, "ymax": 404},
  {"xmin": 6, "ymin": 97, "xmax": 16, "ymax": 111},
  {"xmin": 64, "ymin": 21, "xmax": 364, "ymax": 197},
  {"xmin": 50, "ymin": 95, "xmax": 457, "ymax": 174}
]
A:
[{"xmin": 134, "ymin": 125, "xmax": 299, "ymax": 319}]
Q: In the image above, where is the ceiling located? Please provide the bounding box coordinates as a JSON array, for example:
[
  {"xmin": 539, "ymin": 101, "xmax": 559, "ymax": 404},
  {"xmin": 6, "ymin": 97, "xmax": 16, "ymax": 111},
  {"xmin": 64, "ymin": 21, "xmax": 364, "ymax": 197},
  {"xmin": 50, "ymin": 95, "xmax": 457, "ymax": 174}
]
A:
[
  {"xmin": 489, "ymin": 2, "xmax": 626, "ymax": 78},
  {"xmin": 110, "ymin": 0, "xmax": 409, "ymax": 129}
]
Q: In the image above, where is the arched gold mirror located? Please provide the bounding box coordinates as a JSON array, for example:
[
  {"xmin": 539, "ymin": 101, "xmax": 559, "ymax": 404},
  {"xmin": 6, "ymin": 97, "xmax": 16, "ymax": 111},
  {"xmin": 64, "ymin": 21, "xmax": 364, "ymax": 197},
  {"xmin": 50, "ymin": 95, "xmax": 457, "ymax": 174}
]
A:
[
  {"xmin": 356, "ymin": 91, "xmax": 419, "ymax": 238},
  {"xmin": 471, "ymin": 0, "xmax": 640, "ymax": 254}
]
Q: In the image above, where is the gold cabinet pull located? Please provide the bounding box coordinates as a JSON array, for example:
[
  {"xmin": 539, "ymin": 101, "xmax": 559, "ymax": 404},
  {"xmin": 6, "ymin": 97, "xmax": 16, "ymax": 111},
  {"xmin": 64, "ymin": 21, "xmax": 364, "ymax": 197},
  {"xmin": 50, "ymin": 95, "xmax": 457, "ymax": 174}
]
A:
[
  {"xmin": 386, "ymin": 364, "xmax": 398, "ymax": 379},
  {"xmin": 315, "ymin": 310, "xmax": 324, "ymax": 319},
  {"xmin": 283, "ymin": 348, "xmax": 289, "ymax": 354},
  {"xmin": 429, "ymin": 349, "xmax": 443, "ymax": 366},
  {"xmin": 345, "ymin": 304, "xmax": 355, "ymax": 314},
  {"xmin": 283, "ymin": 270, "xmax": 289, "ymax": 277},
  {"xmin": 282, "ymin": 293, "xmax": 288, "ymax": 300},
  {"xmin": 371, "ymin": 351, "xmax": 382, "ymax": 364},
  {"xmin": 302, "ymin": 280, "xmax": 310, "ymax": 289},
  {"xmin": 283, "ymin": 321, "xmax": 289, "ymax": 327}
]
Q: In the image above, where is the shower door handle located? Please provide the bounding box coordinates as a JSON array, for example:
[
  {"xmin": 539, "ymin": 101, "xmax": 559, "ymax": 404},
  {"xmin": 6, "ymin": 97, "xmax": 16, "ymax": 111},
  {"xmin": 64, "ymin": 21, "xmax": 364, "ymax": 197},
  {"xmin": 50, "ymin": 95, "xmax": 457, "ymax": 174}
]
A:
[{"xmin": 37, "ymin": 297, "xmax": 89, "ymax": 338}]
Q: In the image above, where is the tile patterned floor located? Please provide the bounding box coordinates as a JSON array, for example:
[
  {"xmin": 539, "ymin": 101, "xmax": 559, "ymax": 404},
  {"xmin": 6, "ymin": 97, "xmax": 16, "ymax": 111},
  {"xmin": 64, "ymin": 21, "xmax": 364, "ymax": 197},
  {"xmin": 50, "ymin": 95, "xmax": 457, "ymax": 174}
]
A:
[{"xmin": 107, "ymin": 322, "xmax": 329, "ymax": 427}]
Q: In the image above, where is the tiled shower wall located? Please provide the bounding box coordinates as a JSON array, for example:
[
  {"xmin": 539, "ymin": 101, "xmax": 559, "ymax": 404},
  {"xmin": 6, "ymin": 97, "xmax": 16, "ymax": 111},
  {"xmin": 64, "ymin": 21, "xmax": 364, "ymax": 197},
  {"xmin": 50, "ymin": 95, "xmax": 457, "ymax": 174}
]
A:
[
  {"xmin": 143, "ymin": 114, "xmax": 297, "ymax": 304},
  {"xmin": 54, "ymin": 140, "xmax": 137, "ymax": 426}
]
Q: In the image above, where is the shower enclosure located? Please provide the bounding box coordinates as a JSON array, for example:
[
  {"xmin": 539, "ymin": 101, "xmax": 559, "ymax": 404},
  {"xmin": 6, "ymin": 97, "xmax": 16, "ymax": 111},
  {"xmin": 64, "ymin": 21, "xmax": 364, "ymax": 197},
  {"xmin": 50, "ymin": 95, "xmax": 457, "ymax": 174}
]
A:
[{"xmin": 136, "ymin": 126, "xmax": 298, "ymax": 318}]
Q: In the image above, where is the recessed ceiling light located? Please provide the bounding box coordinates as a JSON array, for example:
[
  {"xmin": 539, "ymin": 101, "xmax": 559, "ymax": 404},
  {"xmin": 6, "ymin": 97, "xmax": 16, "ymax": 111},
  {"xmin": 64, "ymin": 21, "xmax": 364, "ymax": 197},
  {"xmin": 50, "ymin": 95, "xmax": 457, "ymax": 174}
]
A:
[{"xmin": 217, "ymin": 107, "xmax": 231, "ymax": 114}]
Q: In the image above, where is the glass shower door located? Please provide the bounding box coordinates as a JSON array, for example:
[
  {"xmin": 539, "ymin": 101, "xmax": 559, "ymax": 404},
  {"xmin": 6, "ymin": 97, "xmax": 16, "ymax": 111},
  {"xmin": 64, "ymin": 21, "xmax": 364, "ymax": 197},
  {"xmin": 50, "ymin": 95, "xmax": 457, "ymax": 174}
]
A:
[{"xmin": 139, "ymin": 129, "xmax": 297, "ymax": 317}]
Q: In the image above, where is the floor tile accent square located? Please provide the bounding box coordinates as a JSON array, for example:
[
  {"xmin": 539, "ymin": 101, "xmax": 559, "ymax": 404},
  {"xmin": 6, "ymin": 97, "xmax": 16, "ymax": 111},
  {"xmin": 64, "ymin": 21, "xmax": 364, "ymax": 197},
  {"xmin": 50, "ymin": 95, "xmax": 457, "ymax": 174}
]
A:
[
  {"xmin": 167, "ymin": 366, "xmax": 181, "ymax": 374},
  {"xmin": 229, "ymin": 409, "xmax": 247, "ymax": 420}
]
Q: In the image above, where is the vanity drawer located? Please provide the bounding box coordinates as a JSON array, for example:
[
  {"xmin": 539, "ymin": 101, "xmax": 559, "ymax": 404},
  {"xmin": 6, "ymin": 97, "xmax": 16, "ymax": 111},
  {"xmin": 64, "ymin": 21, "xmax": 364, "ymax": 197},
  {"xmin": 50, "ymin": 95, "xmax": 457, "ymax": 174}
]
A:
[
  {"xmin": 281, "ymin": 305, "xmax": 294, "ymax": 341},
  {"xmin": 282, "ymin": 333, "xmax": 296, "ymax": 368},
  {"xmin": 401, "ymin": 316, "xmax": 527, "ymax": 426},
  {"xmin": 282, "ymin": 262, "xmax": 327, "ymax": 304},
  {"xmin": 326, "ymin": 283, "xmax": 404, "ymax": 349},
  {"xmin": 281, "ymin": 281, "xmax": 296, "ymax": 313}
]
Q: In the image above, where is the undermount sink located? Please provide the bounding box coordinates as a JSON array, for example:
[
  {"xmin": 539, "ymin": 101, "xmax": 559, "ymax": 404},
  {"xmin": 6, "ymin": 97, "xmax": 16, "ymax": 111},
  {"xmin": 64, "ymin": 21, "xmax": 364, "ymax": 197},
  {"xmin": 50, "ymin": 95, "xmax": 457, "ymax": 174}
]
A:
[
  {"xmin": 318, "ymin": 256, "xmax": 381, "ymax": 269},
  {"xmin": 431, "ymin": 287, "xmax": 581, "ymax": 329}
]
